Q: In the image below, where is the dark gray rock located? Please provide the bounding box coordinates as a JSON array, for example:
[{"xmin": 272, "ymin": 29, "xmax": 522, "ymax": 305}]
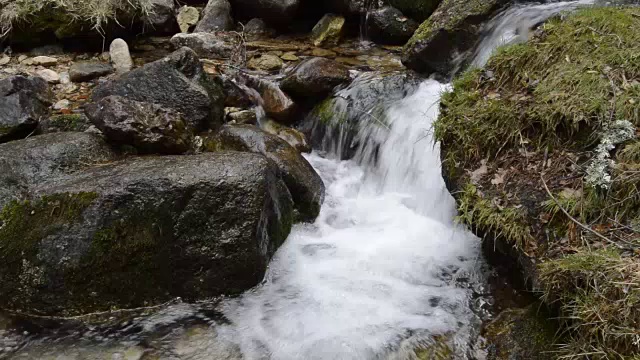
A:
[
  {"xmin": 85, "ymin": 96, "xmax": 194, "ymax": 154},
  {"xmin": 0, "ymin": 132, "xmax": 117, "ymax": 210},
  {"xmin": 402, "ymin": 0, "xmax": 508, "ymax": 76},
  {"xmin": 0, "ymin": 76, "xmax": 53, "ymax": 143},
  {"xmin": 212, "ymin": 124, "xmax": 324, "ymax": 222},
  {"xmin": 144, "ymin": 0, "xmax": 178, "ymax": 32},
  {"xmin": 326, "ymin": 0, "xmax": 377, "ymax": 15},
  {"xmin": 281, "ymin": 57, "xmax": 351, "ymax": 98},
  {"xmin": 243, "ymin": 18, "xmax": 276, "ymax": 40},
  {"xmin": 229, "ymin": 0, "xmax": 300, "ymax": 26},
  {"xmin": 366, "ymin": 6, "xmax": 419, "ymax": 45},
  {"xmin": 170, "ymin": 32, "xmax": 236, "ymax": 60},
  {"xmin": 69, "ymin": 62, "xmax": 113, "ymax": 82},
  {"xmin": 91, "ymin": 47, "xmax": 224, "ymax": 131},
  {"xmin": 217, "ymin": 75, "xmax": 255, "ymax": 108},
  {"xmin": 0, "ymin": 152, "xmax": 294, "ymax": 316},
  {"xmin": 195, "ymin": 0, "xmax": 235, "ymax": 32},
  {"xmin": 387, "ymin": 0, "xmax": 441, "ymax": 21}
]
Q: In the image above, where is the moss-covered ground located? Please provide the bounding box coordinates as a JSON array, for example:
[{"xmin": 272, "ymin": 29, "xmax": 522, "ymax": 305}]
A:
[{"xmin": 435, "ymin": 6, "xmax": 640, "ymax": 358}]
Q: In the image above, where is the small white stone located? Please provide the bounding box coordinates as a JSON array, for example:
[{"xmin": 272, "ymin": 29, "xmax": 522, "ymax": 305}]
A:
[
  {"xmin": 53, "ymin": 99, "xmax": 71, "ymax": 110},
  {"xmin": 59, "ymin": 71, "xmax": 70, "ymax": 84},
  {"xmin": 31, "ymin": 56, "xmax": 58, "ymax": 66},
  {"xmin": 37, "ymin": 69, "xmax": 60, "ymax": 84},
  {"xmin": 109, "ymin": 38, "xmax": 133, "ymax": 75},
  {"xmin": 17, "ymin": 55, "xmax": 27, "ymax": 62},
  {"xmin": 0, "ymin": 55, "xmax": 10, "ymax": 65}
]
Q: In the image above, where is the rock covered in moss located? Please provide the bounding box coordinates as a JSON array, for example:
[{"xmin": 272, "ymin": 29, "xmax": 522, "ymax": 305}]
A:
[
  {"xmin": 85, "ymin": 96, "xmax": 194, "ymax": 154},
  {"xmin": 484, "ymin": 306, "xmax": 556, "ymax": 360},
  {"xmin": 177, "ymin": 6, "xmax": 200, "ymax": 33},
  {"xmin": 0, "ymin": 75, "xmax": 53, "ymax": 143},
  {"xmin": 247, "ymin": 54, "xmax": 284, "ymax": 72},
  {"xmin": 0, "ymin": 132, "xmax": 117, "ymax": 210},
  {"xmin": 92, "ymin": 47, "xmax": 225, "ymax": 131},
  {"xmin": 310, "ymin": 14, "xmax": 345, "ymax": 47},
  {"xmin": 195, "ymin": 0, "xmax": 235, "ymax": 32},
  {"xmin": 388, "ymin": 0, "xmax": 442, "ymax": 21},
  {"xmin": 366, "ymin": 6, "xmax": 419, "ymax": 45},
  {"xmin": 402, "ymin": 0, "xmax": 507, "ymax": 75},
  {"xmin": 0, "ymin": 153, "xmax": 294, "ymax": 316},
  {"xmin": 38, "ymin": 113, "xmax": 93, "ymax": 134},
  {"xmin": 281, "ymin": 57, "xmax": 351, "ymax": 98},
  {"xmin": 211, "ymin": 124, "xmax": 324, "ymax": 222},
  {"xmin": 262, "ymin": 119, "xmax": 311, "ymax": 153}
]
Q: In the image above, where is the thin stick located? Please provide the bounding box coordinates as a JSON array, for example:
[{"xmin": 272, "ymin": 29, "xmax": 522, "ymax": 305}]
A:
[{"xmin": 540, "ymin": 174, "xmax": 622, "ymax": 248}]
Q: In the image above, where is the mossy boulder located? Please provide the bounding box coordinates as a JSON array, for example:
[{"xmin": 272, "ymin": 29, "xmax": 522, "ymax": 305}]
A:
[
  {"xmin": 388, "ymin": 0, "xmax": 442, "ymax": 21},
  {"xmin": 310, "ymin": 14, "xmax": 345, "ymax": 47},
  {"xmin": 435, "ymin": 7, "xmax": 640, "ymax": 358},
  {"xmin": 0, "ymin": 132, "xmax": 117, "ymax": 210},
  {"xmin": 0, "ymin": 153, "xmax": 294, "ymax": 316},
  {"xmin": 38, "ymin": 113, "xmax": 93, "ymax": 134},
  {"xmin": 483, "ymin": 306, "xmax": 556, "ymax": 360},
  {"xmin": 206, "ymin": 124, "xmax": 324, "ymax": 222},
  {"xmin": 402, "ymin": 0, "xmax": 508, "ymax": 76}
]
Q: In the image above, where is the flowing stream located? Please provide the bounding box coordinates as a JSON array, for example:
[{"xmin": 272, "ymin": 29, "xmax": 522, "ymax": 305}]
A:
[{"xmin": 1, "ymin": 1, "xmax": 596, "ymax": 358}]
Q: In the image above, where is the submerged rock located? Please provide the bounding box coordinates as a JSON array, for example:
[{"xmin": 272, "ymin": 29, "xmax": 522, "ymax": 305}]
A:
[
  {"xmin": 212, "ymin": 124, "xmax": 324, "ymax": 221},
  {"xmin": 310, "ymin": 14, "xmax": 345, "ymax": 47},
  {"xmin": 402, "ymin": 0, "xmax": 508, "ymax": 76},
  {"xmin": 69, "ymin": 62, "xmax": 113, "ymax": 82},
  {"xmin": 195, "ymin": 0, "xmax": 235, "ymax": 32},
  {"xmin": 0, "ymin": 75, "xmax": 53, "ymax": 143},
  {"xmin": 85, "ymin": 96, "xmax": 194, "ymax": 154},
  {"xmin": 0, "ymin": 153, "xmax": 293, "ymax": 316},
  {"xmin": 367, "ymin": 6, "xmax": 419, "ymax": 45},
  {"xmin": 281, "ymin": 57, "xmax": 351, "ymax": 99},
  {"xmin": 0, "ymin": 132, "xmax": 116, "ymax": 210},
  {"xmin": 170, "ymin": 32, "xmax": 236, "ymax": 59},
  {"xmin": 92, "ymin": 47, "xmax": 225, "ymax": 131}
]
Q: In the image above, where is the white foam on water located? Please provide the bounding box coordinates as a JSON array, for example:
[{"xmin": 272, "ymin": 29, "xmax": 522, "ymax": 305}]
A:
[{"xmin": 218, "ymin": 80, "xmax": 482, "ymax": 359}]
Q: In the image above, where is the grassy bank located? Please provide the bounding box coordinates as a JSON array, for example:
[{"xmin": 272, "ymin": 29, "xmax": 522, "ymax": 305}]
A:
[{"xmin": 435, "ymin": 6, "xmax": 640, "ymax": 358}]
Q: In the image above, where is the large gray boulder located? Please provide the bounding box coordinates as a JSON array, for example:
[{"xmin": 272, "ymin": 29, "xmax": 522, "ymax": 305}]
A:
[
  {"xmin": 402, "ymin": 0, "xmax": 508, "ymax": 76},
  {"xmin": 92, "ymin": 47, "xmax": 225, "ymax": 131},
  {"xmin": 210, "ymin": 125, "xmax": 324, "ymax": 222},
  {"xmin": 0, "ymin": 76, "xmax": 53, "ymax": 143},
  {"xmin": 85, "ymin": 96, "xmax": 195, "ymax": 154},
  {"xmin": 0, "ymin": 153, "xmax": 294, "ymax": 316},
  {"xmin": 229, "ymin": 0, "xmax": 300, "ymax": 26},
  {"xmin": 281, "ymin": 57, "xmax": 351, "ymax": 99},
  {"xmin": 366, "ymin": 6, "xmax": 419, "ymax": 45},
  {"xmin": 195, "ymin": 0, "xmax": 235, "ymax": 32},
  {"xmin": 0, "ymin": 132, "xmax": 117, "ymax": 210}
]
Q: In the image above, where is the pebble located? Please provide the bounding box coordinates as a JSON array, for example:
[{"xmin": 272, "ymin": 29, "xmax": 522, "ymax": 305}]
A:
[
  {"xmin": 0, "ymin": 55, "xmax": 10, "ymax": 65},
  {"xmin": 109, "ymin": 38, "xmax": 133, "ymax": 74},
  {"xmin": 37, "ymin": 69, "xmax": 61, "ymax": 84},
  {"xmin": 31, "ymin": 56, "xmax": 58, "ymax": 66},
  {"xmin": 53, "ymin": 99, "xmax": 71, "ymax": 110}
]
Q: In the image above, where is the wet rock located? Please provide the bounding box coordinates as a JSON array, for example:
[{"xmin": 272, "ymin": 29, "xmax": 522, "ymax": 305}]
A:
[
  {"xmin": 402, "ymin": 0, "xmax": 508, "ymax": 76},
  {"xmin": 30, "ymin": 56, "xmax": 57, "ymax": 66},
  {"xmin": 248, "ymin": 54, "xmax": 284, "ymax": 72},
  {"xmin": 0, "ymin": 152, "xmax": 294, "ymax": 316},
  {"xmin": 388, "ymin": 0, "xmax": 441, "ymax": 21},
  {"xmin": 0, "ymin": 132, "xmax": 116, "ymax": 210},
  {"xmin": 0, "ymin": 75, "xmax": 53, "ymax": 143},
  {"xmin": 263, "ymin": 119, "xmax": 311, "ymax": 153},
  {"xmin": 177, "ymin": 6, "xmax": 201, "ymax": 33},
  {"xmin": 219, "ymin": 76, "xmax": 255, "ymax": 108},
  {"xmin": 229, "ymin": 0, "xmax": 300, "ymax": 27},
  {"xmin": 38, "ymin": 114, "xmax": 93, "ymax": 134},
  {"xmin": 281, "ymin": 57, "xmax": 350, "ymax": 98},
  {"xmin": 109, "ymin": 38, "xmax": 134, "ymax": 74},
  {"xmin": 144, "ymin": 0, "xmax": 177, "ymax": 32},
  {"xmin": 195, "ymin": 0, "xmax": 235, "ymax": 32},
  {"xmin": 36, "ymin": 69, "xmax": 60, "ymax": 84},
  {"xmin": 310, "ymin": 14, "xmax": 345, "ymax": 47},
  {"xmin": 85, "ymin": 95, "xmax": 194, "ymax": 154},
  {"xmin": 244, "ymin": 75, "xmax": 298, "ymax": 124},
  {"xmin": 227, "ymin": 109, "xmax": 258, "ymax": 124},
  {"xmin": 69, "ymin": 62, "xmax": 113, "ymax": 82},
  {"xmin": 92, "ymin": 47, "xmax": 225, "ymax": 131},
  {"xmin": 214, "ymin": 124, "xmax": 324, "ymax": 221},
  {"xmin": 367, "ymin": 6, "xmax": 419, "ymax": 45},
  {"xmin": 170, "ymin": 32, "xmax": 236, "ymax": 59},
  {"xmin": 484, "ymin": 306, "xmax": 556, "ymax": 360},
  {"xmin": 244, "ymin": 18, "xmax": 276, "ymax": 40}
]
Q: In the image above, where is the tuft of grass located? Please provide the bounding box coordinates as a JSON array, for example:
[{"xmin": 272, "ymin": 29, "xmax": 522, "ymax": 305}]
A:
[{"xmin": 0, "ymin": 0, "xmax": 156, "ymax": 38}]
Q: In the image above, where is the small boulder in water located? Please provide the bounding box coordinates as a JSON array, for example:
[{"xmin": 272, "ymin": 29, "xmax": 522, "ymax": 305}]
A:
[
  {"xmin": 195, "ymin": 0, "xmax": 235, "ymax": 32},
  {"xmin": 281, "ymin": 57, "xmax": 351, "ymax": 98},
  {"xmin": 310, "ymin": 14, "xmax": 345, "ymax": 47},
  {"xmin": 244, "ymin": 75, "xmax": 298, "ymax": 124},
  {"xmin": 109, "ymin": 38, "xmax": 133, "ymax": 74},
  {"xmin": 85, "ymin": 95, "xmax": 194, "ymax": 154},
  {"xmin": 366, "ymin": 6, "xmax": 419, "ymax": 45},
  {"xmin": 0, "ymin": 75, "xmax": 53, "ymax": 143}
]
